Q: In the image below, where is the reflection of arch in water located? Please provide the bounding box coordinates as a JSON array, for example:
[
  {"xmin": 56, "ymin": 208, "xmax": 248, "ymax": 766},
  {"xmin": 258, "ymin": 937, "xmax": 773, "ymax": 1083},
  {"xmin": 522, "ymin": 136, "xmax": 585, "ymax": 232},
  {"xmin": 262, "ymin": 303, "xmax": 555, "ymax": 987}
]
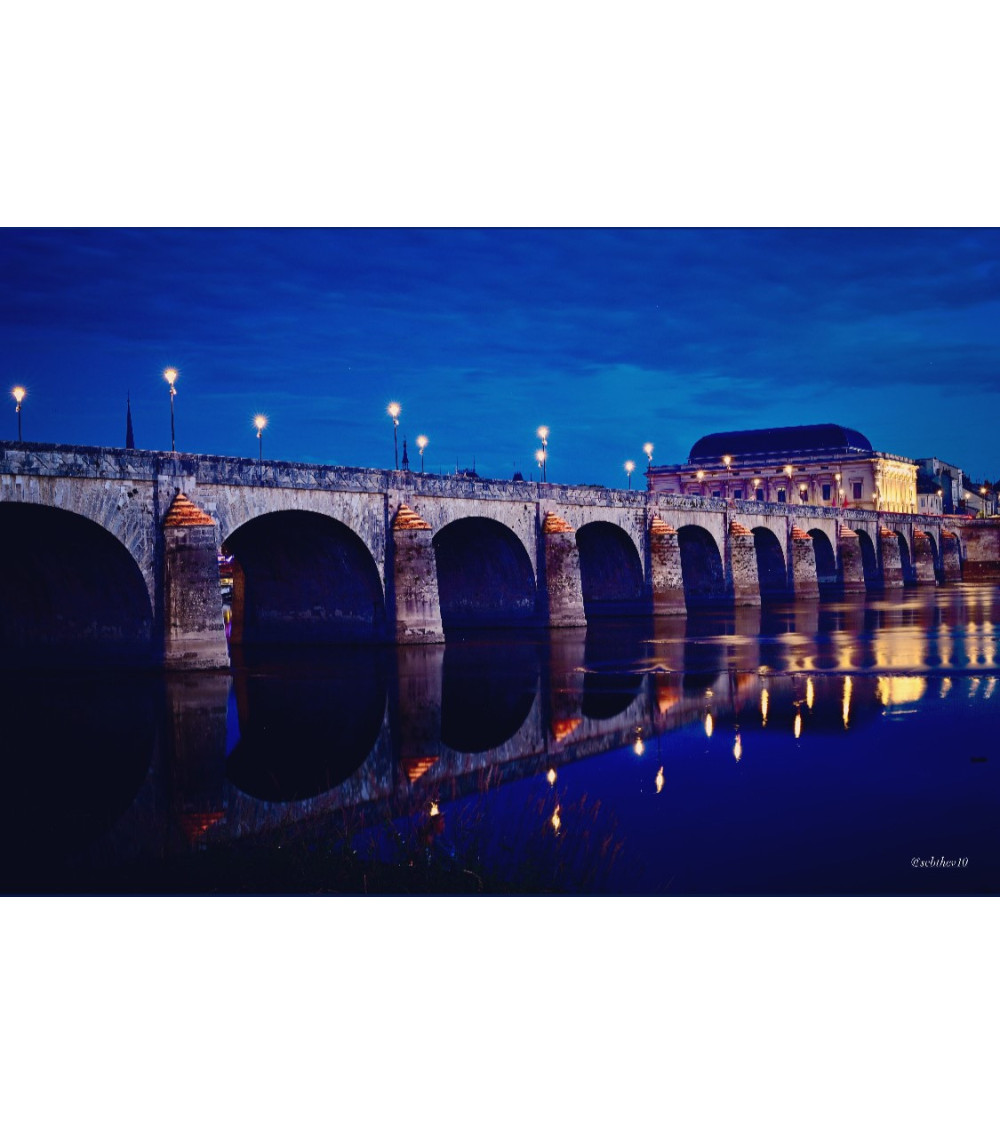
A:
[
  {"xmin": 808, "ymin": 529, "xmax": 838, "ymax": 589},
  {"xmin": 224, "ymin": 510, "xmax": 386, "ymax": 644},
  {"xmin": 441, "ymin": 638, "xmax": 539, "ymax": 752},
  {"xmin": 226, "ymin": 648, "xmax": 388, "ymax": 801},
  {"xmin": 855, "ymin": 529, "xmax": 879, "ymax": 586},
  {"xmin": 0, "ymin": 672, "xmax": 157, "ymax": 889},
  {"xmin": 0, "ymin": 502, "xmax": 154, "ymax": 666},
  {"xmin": 581, "ymin": 621, "xmax": 645, "ymax": 719},
  {"xmin": 677, "ymin": 525, "xmax": 726, "ymax": 605},
  {"xmin": 575, "ymin": 521, "xmax": 647, "ymax": 618},
  {"xmin": 433, "ymin": 517, "xmax": 537, "ymax": 631},
  {"xmin": 751, "ymin": 527, "xmax": 788, "ymax": 599}
]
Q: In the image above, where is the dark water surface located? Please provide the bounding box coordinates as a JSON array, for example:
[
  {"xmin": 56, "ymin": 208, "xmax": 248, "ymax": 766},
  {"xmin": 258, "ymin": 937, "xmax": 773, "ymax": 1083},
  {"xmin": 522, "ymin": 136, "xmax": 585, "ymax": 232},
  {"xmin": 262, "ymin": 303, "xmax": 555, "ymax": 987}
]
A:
[{"xmin": 3, "ymin": 585, "xmax": 998, "ymax": 895}]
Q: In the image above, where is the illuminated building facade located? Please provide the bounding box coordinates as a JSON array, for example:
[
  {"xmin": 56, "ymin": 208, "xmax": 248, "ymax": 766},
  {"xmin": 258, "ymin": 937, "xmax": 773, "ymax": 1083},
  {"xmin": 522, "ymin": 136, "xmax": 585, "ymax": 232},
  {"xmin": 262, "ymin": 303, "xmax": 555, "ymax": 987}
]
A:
[{"xmin": 647, "ymin": 423, "xmax": 918, "ymax": 513}]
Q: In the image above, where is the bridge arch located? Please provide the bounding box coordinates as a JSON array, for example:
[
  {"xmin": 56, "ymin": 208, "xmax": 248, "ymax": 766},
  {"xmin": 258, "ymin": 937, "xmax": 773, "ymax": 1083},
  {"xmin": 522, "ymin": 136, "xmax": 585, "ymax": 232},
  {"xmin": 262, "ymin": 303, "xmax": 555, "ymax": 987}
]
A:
[
  {"xmin": 751, "ymin": 526, "xmax": 788, "ymax": 599},
  {"xmin": 855, "ymin": 528, "xmax": 879, "ymax": 586},
  {"xmin": 808, "ymin": 528, "xmax": 838, "ymax": 588},
  {"xmin": 575, "ymin": 519, "xmax": 646, "ymax": 618},
  {"xmin": 432, "ymin": 516, "xmax": 537, "ymax": 630},
  {"xmin": 223, "ymin": 510, "xmax": 387, "ymax": 644},
  {"xmin": 895, "ymin": 531, "xmax": 915, "ymax": 584},
  {"xmin": 0, "ymin": 501, "xmax": 155, "ymax": 665},
  {"xmin": 677, "ymin": 524, "xmax": 726, "ymax": 605}
]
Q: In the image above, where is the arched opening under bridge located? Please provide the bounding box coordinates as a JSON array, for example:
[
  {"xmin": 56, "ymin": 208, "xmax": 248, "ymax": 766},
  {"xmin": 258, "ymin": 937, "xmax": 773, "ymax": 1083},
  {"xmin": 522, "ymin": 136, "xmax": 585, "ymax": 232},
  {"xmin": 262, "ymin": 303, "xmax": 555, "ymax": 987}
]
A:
[{"xmin": 575, "ymin": 521, "xmax": 646, "ymax": 618}]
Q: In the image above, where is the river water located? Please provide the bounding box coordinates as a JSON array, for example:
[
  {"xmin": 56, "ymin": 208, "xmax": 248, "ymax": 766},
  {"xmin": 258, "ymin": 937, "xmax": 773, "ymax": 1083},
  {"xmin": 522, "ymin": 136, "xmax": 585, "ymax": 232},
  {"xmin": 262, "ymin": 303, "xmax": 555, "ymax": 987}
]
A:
[{"xmin": 4, "ymin": 584, "xmax": 998, "ymax": 895}]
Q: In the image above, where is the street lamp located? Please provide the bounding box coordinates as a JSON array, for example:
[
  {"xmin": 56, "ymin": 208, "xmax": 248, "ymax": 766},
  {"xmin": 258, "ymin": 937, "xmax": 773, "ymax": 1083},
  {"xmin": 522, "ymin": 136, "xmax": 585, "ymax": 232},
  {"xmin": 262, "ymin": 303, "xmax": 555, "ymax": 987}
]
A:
[
  {"xmin": 416, "ymin": 434, "xmax": 428, "ymax": 473},
  {"xmin": 834, "ymin": 472, "xmax": 841, "ymax": 508},
  {"xmin": 696, "ymin": 468, "xmax": 705, "ymax": 495},
  {"xmin": 643, "ymin": 442, "xmax": 654, "ymax": 467},
  {"xmin": 536, "ymin": 448, "xmax": 546, "ymax": 480},
  {"xmin": 537, "ymin": 426, "xmax": 548, "ymax": 482},
  {"xmin": 163, "ymin": 367, "xmax": 178, "ymax": 451},
  {"xmin": 785, "ymin": 464, "xmax": 793, "ymax": 503},
  {"xmin": 722, "ymin": 454, "xmax": 732, "ymax": 504},
  {"xmin": 254, "ymin": 414, "xmax": 267, "ymax": 467},
  {"xmin": 11, "ymin": 386, "xmax": 25, "ymax": 442},
  {"xmin": 980, "ymin": 486, "xmax": 988, "ymax": 517},
  {"xmin": 625, "ymin": 459, "xmax": 636, "ymax": 489},
  {"xmin": 388, "ymin": 402, "xmax": 401, "ymax": 469}
]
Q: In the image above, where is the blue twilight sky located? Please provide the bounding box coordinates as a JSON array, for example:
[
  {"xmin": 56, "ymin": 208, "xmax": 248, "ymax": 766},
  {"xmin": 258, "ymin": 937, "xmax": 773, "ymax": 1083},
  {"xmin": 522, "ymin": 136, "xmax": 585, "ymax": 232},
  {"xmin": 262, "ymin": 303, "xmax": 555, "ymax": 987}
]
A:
[{"xmin": 2, "ymin": 227, "xmax": 998, "ymax": 487}]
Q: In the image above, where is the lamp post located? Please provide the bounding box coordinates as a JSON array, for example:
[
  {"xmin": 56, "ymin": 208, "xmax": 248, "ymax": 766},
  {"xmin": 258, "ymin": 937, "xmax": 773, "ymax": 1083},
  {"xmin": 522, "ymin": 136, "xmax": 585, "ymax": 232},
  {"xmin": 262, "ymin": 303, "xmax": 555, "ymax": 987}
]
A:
[
  {"xmin": 696, "ymin": 468, "xmax": 705, "ymax": 496},
  {"xmin": 254, "ymin": 414, "xmax": 267, "ymax": 468},
  {"xmin": 834, "ymin": 472, "xmax": 841, "ymax": 508},
  {"xmin": 416, "ymin": 434, "xmax": 428, "ymax": 473},
  {"xmin": 722, "ymin": 454, "xmax": 732, "ymax": 504},
  {"xmin": 537, "ymin": 426, "xmax": 548, "ymax": 482},
  {"xmin": 536, "ymin": 448, "xmax": 546, "ymax": 481},
  {"xmin": 643, "ymin": 442, "xmax": 654, "ymax": 468},
  {"xmin": 163, "ymin": 368, "xmax": 178, "ymax": 451},
  {"xmin": 785, "ymin": 464, "xmax": 793, "ymax": 503},
  {"xmin": 625, "ymin": 459, "xmax": 635, "ymax": 490},
  {"xmin": 753, "ymin": 477, "xmax": 761, "ymax": 503},
  {"xmin": 980, "ymin": 486, "xmax": 988, "ymax": 517},
  {"xmin": 12, "ymin": 386, "xmax": 25, "ymax": 442},
  {"xmin": 388, "ymin": 402, "xmax": 401, "ymax": 469}
]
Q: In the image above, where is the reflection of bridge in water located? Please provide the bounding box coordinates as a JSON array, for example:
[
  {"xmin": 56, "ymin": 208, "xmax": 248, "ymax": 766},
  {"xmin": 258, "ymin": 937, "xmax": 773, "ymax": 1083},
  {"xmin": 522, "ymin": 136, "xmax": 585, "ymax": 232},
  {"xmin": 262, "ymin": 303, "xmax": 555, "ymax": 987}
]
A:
[{"xmin": 4, "ymin": 587, "xmax": 999, "ymax": 890}]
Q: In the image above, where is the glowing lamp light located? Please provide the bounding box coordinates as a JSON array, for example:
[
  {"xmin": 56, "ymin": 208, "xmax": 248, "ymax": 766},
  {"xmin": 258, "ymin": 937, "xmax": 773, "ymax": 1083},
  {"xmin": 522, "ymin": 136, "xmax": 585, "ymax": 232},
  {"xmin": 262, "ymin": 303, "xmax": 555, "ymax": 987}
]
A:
[
  {"xmin": 551, "ymin": 804, "xmax": 561, "ymax": 834},
  {"xmin": 253, "ymin": 414, "xmax": 268, "ymax": 466},
  {"xmin": 760, "ymin": 687, "xmax": 769, "ymax": 726},
  {"xmin": 806, "ymin": 678, "xmax": 815, "ymax": 711},
  {"xmin": 655, "ymin": 766, "xmax": 664, "ymax": 793},
  {"xmin": 11, "ymin": 385, "xmax": 25, "ymax": 442},
  {"xmin": 625, "ymin": 459, "xmax": 636, "ymax": 489},
  {"xmin": 536, "ymin": 426, "xmax": 548, "ymax": 481},
  {"xmin": 733, "ymin": 732, "xmax": 742, "ymax": 762},
  {"xmin": 643, "ymin": 442, "xmax": 654, "ymax": 465},
  {"xmin": 388, "ymin": 402, "xmax": 401, "ymax": 469},
  {"xmin": 704, "ymin": 713, "xmax": 714, "ymax": 738},
  {"xmin": 794, "ymin": 711, "xmax": 803, "ymax": 740},
  {"xmin": 416, "ymin": 434, "xmax": 428, "ymax": 473},
  {"xmin": 163, "ymin": 367, "xmax": 179, "ymax": 452},
  {"xmin": 429, "ymin": 801, "xmax": 440, "ymax": 817},
  {"xmin": 546, "ymin": 768, "xmax": 557, "ymax": 786},
  {"xmin": 633, "ymin": 736, "xmax": 645, "ymax": 756}
]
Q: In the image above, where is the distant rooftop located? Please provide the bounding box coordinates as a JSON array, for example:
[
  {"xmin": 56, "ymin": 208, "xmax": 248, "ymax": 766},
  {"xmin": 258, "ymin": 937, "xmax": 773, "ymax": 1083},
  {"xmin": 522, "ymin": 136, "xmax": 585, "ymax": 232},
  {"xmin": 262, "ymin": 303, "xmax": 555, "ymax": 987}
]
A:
[{"xmin": 688, "ymin": 423, "xmax": 873, "ymax": 463}]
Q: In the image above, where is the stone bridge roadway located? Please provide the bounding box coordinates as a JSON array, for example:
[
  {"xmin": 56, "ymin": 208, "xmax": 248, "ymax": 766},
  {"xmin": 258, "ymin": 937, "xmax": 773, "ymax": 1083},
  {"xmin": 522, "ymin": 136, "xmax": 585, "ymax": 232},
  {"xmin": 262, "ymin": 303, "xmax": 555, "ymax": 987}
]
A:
[{"xmin": 2, "ymin": 441, "xmax": 997, "ymax": 669}]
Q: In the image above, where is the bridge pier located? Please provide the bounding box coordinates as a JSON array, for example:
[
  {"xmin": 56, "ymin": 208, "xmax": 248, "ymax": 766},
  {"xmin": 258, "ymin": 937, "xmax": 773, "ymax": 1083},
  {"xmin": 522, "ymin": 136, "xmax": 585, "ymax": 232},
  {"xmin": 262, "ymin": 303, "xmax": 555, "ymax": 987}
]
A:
[
  {"xmin": 649, "ymin": 516, "xmax": 686, "ymax": 615},
  {"xmin": 838, "ymin": 526, "xmax": 866, "ymax": 593},
  {"xmin": 941, "ymin": 532, "xmax": 962, "ymax": 581},
  {"xmin": 729, "ymin": 521, "xmax": 761, "ymax": 606},
  {"xmin": 879, "ymin": 527, "xmax": 904, "ymax": 589},
  {"xmin": 912, "ymin": 531, "xmax": 937, "ymax": 584},
  {"xmin": 392, "ymin": 505, "xmax": 445, "ymax": 643},
  {"xmin": 790, "ymin": 526, "xmax": 820, "ymax": 599},
  {"xmin": 162, "ymin": 493, "xmax": 230, "ymax": 669},
  {"xmin": 541, "ymin": 513, "xmax": 588, "ymax": 627}
]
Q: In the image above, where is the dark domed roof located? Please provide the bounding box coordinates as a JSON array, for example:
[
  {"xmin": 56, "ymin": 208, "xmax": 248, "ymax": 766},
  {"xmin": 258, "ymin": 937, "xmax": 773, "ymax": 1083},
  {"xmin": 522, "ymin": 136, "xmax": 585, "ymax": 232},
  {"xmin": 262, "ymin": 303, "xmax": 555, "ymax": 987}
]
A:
[{"xmin": 689, "ymin": 423, "xmax": 872, "ymax": 463}]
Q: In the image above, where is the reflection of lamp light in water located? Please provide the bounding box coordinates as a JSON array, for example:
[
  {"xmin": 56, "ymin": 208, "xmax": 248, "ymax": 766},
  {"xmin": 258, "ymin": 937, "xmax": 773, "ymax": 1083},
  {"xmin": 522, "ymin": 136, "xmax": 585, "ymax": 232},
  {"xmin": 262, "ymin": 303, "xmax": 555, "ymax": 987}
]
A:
[
  {"xmin": 655, "ymin": 766, "xmax": 664, "ymax": 793},
  {"xmin": 794, "ymin": 711, "xmax": 802, "ymax": 740},
  {"xmin": 733, "ymin": 731, "xmax": 742, "ymax": 761},
  {"xmin": 634, "ymin": 736, "xmax": 645, "ymax": 756},
  {"xmin": 546, "ymin": 768, "xmax": 557, "ymax": 785},
  {"xmin": 760, "ymin": 688, "xmax": 769, "ymax": 726},
  {"xmin": 842, "ymin": 677, "xmax": 852, "ymax": 728},
  {"xmin": 551, "ymin": 804, "xmax": 561, "ymax": 834},
  {"xmin": 704, "ymin": 713, "xmax": 714, "ymax": 738},
  {"xmin": 806, "ymin": 678, "xmax": 815, "ymax": 711},
  {"xmin": 429, "ymin": 801, "xmax": 440, "ymax": 817}
]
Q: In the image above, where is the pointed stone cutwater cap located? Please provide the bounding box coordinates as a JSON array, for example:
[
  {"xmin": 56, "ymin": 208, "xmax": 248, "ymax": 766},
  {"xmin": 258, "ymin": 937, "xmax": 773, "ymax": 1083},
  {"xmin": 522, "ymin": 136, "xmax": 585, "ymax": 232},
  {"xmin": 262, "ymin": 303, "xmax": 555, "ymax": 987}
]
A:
[
  {"xmin": 840, "ymin": 524, "xmax": 859, "ymax": 538},
  {"xmin": 543, "ymin": 512, "xmax": 574, "ymax": 534},
  {"xmin": 791, "ymin": 526, "xmax": 811, "ymax": 540},
  {"xmin": 914, "ymin": 529, "xmax": 930, "ymax": 540},
  {"xmin": 880, "ymin": 526, "xmax": 897, "ymax": 538},
  {"xmin": 942, "ymin": 529, "xmax": 958, "ymax": 540},
  {"xmin": 163, "ymin": 492, "xmax": 215, "ymax": 527},
  {"xmin": 401, "ymin": 756, "xmax": 439, "ymax": 783},
  {"xmin": 650, "ymin": 514, "xmax": 676, "ymax": 536},
  {"xmin": 729, "ymin": 520, "xmax": 752, "ymax": 536},
  {"xmin": 393, "ymin": 503, "xmax": 431, "ymax": 531}
]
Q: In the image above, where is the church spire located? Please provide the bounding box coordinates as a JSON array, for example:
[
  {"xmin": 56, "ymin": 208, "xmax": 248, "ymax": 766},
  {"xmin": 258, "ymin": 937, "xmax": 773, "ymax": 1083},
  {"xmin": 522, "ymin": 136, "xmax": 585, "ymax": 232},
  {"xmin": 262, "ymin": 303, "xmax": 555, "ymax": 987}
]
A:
[
  {"xmin": 125, "ymin": 393, "xmax": 135, "ymax": 449},
  {"xmin": 401, "ymin": 436, "xmax": 410, "ymax": 471}
]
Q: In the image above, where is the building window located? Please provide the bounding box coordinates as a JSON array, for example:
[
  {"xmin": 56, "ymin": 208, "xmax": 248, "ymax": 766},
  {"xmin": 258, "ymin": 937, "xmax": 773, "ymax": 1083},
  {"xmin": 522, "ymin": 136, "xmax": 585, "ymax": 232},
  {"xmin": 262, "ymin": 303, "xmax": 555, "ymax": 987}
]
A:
[
  {"xmin": 734, "ymin": 489, "xmax": 742, "ymax": 500},
  {"xmin": 756, "ymin": 488, "xmax": 765, "ymax": 502},
  {"xmin": 799, "ymin": 488, "xmax": 809, "ymax": 502},
  {"xmin": 822, "ymin": 484, "xmax": 831, "ymax": 501},
  {"xmin": 777, "ymin": 488, "xmax": 786, "ymax": 503},
  {"xmin": 852, "ymin": 482, "xmax": 862, "ymax": 500},
  {"xmin": 712, "ymin": 490, "xmax": 721, "ymax": 499}
]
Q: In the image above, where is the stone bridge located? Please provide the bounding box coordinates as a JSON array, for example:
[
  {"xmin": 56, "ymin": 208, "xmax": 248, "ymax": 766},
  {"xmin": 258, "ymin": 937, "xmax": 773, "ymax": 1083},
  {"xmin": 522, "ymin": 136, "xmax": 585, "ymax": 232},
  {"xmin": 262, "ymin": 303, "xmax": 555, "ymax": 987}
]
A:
[{"xmin": 2, "ymin": 441, "xmax": 998, "ymax": 668}]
